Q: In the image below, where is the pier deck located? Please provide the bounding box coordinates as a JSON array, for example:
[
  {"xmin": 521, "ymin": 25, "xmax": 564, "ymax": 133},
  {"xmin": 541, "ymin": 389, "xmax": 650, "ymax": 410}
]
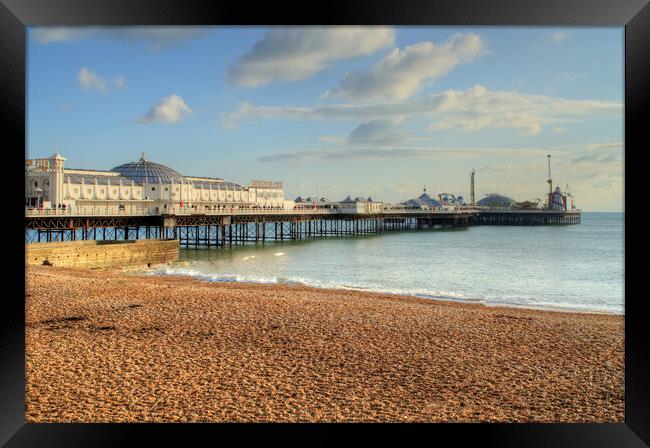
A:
[
  {"xmin": 472, "ymin": 209, "xmax": 581, "ymax": 225},
  {"xmin": 25, "ymin": 208, "xmax": 580, "ymax": 247}
]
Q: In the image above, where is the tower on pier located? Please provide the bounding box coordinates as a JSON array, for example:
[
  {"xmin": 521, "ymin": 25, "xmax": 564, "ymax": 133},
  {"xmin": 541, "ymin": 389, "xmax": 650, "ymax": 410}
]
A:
[
  {"xmin": 546, "ymin": 154, "xmax": 553, "ymax": 209},
  {"xmin": 470, "ymin": 169, "xmax": 476, "ymax": 205}
]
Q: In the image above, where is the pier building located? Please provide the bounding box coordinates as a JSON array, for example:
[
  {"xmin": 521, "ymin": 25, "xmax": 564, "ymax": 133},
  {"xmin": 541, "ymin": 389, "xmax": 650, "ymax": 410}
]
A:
[
  {"xmin": 25, "ymin": 152, "xmax": 289, "ymax": 214},
  {"xmin": 294, "ymin": 196, "xmax": 383, "ymax": 214},
  {"xmin": 476, "ymin": 194, "xmax": 516, "ymax": 208},
  {"xmin": 402, "ymin": 190, "xmax": 443, "ymax": 210}
]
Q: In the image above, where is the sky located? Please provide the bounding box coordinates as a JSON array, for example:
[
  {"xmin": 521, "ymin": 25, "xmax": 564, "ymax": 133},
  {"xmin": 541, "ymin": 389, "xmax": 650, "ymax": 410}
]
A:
[{"xmin": 27, "ymin": 26, "xmax": 624, "ymax": 211}]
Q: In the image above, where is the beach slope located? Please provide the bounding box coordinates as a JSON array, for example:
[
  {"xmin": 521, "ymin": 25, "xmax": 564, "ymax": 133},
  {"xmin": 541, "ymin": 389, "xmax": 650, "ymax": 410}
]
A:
[{"xmin": 26, "ymin": 266, "xmax": 624, "ymax": 422}]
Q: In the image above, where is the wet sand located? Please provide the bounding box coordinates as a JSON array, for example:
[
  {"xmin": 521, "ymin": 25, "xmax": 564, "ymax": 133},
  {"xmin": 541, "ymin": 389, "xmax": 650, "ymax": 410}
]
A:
[{"xmin": 26, "ymin": 265, "xmax": 624, "ymax": 422}]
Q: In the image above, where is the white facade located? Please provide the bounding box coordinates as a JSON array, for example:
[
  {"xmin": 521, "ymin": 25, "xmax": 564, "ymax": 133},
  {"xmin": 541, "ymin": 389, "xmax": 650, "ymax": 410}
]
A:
[
  {"xmin": 25, "ymin": 153, "xmax": 67, "ymax": 209},
  {"xmin": 294, "ymin": 196, "xmax": 383, "ymax": 214},
  {"xmin": 25, "ymin": 153, "xmax": 289, "ymax": 214},
  {"xmin": 336, "ymin": 200, "xmax": 383, "ymax": 214}
]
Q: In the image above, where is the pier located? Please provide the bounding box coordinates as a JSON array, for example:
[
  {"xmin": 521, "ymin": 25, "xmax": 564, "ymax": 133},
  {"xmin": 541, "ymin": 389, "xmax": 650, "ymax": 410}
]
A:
[
  {"xmin": 25, "ymin": 207, "xmax": 580, "ymax": 248},
  {"xmin": 25, "ymin": 208, "xmax": 476, "ymax": 247},
  {"xmin": 24, "ymin": 153, "xmax": 582, "ymax": 248}
]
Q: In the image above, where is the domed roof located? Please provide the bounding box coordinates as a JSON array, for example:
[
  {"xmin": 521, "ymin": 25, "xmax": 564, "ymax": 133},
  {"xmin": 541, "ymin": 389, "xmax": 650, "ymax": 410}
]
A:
[
  {"xmin": 477, "ymin": 193, "xmax": 516, "ymax": 208},
  {"xmin": 402, "ymin": 193, "xmax": 442, "ymax": 209},
  {"xmin": 110, "ymin": 155, "xmax": 184, "ymax": 184},
  {"xmin": 417, "ymin": 193, "xmax": 442, "ymax": 207}
]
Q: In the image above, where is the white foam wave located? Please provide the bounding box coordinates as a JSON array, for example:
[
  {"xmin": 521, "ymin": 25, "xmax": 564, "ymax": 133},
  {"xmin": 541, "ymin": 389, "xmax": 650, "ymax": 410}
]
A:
[
  {"xmin": 143, "ymin": 267, "xmax": 623, "ymax": 315},
  {"xmin": 146, "ymin": 267, "xmax": 481, "ymax": 303}
]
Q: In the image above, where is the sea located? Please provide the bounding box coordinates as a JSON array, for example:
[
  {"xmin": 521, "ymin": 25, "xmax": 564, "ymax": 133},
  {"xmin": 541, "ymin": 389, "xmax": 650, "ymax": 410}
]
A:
[{"xmin": 147, "ymin": 212, "xmax": 624, "ymax": 314}]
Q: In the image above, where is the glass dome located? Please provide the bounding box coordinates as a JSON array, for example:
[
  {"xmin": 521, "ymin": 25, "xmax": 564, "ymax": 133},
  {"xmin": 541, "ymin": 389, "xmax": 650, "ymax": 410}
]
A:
[
  {"xmin": 476, "ymin": 194, "xmax": 516, "ymax": 208},
  {"xmin": 110, "ymin": 155, "xmax": 185, "ymax": 184}
]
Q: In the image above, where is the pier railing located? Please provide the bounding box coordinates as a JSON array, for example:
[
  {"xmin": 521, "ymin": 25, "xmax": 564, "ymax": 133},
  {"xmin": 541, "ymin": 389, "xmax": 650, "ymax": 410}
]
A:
[
  {"xmin": 479, "ymin": 208, "xmax": 581, "ymax": 214},
  {"xmin": 25, "ymin": 206, "xmax": 477, "ymax": 218}
]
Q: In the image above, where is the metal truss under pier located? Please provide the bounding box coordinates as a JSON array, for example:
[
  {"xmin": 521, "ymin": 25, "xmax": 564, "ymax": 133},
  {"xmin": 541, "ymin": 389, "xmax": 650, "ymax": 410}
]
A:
[
  {"xmin": 472, "ymin": 210, "xmax": 581, "ymax": 225},
  {"xmin": 25, "ymin": 209, "xmax": 581, "ymax": 247},
  {"xmin": 25, "ymin": 212, "xmax": 473, "ymax": 247}
]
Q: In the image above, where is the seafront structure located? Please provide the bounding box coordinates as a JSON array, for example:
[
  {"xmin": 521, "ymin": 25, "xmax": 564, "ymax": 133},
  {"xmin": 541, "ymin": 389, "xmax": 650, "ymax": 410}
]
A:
[
  {"xmin": 25, "ymin": 152, "xmax": 581, "ymax": 247},
  {"xmin": 25, "ymin": 152, "xmax": 289, "ymax": 214}
]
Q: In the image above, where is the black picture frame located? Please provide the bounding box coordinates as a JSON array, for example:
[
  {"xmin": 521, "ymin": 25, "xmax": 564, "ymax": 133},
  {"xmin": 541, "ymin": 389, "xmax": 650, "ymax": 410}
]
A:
[{"xmin": 2, "ymin": 0, "xmax": 648, "ymax": 445}]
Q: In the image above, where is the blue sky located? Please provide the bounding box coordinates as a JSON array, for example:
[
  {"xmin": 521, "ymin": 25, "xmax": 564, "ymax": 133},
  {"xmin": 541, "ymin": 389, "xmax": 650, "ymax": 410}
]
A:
[{"xmin": 27, "ymin": 26, "xmax": 624, "ymax": 210}]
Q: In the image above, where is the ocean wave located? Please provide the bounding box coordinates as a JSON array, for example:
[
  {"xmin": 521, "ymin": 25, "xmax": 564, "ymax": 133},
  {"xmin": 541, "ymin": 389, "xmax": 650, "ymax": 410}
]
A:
[
  {"xmin": 484, "ymin": 299, "xmax": 622, "ymax": 314},
  {"xmin": 146, "ymin": 267, "xmax": 479, "ymax": 300},
  {"xmin": 142, "ymin": 266, "xmax": 623, "ymax": 315}
]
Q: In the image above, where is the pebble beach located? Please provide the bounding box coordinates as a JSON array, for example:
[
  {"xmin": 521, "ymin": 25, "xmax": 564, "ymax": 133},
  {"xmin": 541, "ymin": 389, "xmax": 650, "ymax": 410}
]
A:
[{"xmin": 25, "ymin": 265, "xmax": 624, "ymax": 422}]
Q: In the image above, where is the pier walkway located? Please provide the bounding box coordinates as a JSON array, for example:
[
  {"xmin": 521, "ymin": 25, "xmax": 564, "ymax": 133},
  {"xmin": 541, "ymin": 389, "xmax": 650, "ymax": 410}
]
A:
[{"xmin": 25, "ymin": 207, "xmax": 580, "ymax": 247}]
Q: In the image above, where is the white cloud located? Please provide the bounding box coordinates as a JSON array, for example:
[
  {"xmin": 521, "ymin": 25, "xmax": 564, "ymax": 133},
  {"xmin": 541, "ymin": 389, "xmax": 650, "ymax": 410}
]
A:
[
  {"xmin": 586, "ymin": 142, "xmax": 623, "ymax": 150},
  {"xmin": 113, "ymin": 75, "xmax": 127, "ymax": 90},
  {"xmin": 324, "ymin": 33, "xmax": 485, "ymax": 102},
  {"xmin": 223, "ymin": 85, "xmax": 622, "ymax": 135},
  {"xmin": 551, "ymin": 32, "xmax": 567, "ymax": 43},
  {"xmin": 137, "ymin": 94, "xmax": 193, "ymax": 124},
  {"xmin": 77, "ymin": 67, "xmax": 108, "ymax": 93},
  {"xmin": 227, "ymin": 27, "xmax": 395, "ymax": 87},
  {"xmin": 32, "ymin": 28, "xmax": 92, "ymax": 43},
  {"xmin": 570, "ymin": 153, "xmax": 621, "ymax": 167},
  {"xmin": 425, "ymin": 85, "xmax": 548, "ymax": 134},
  {"xmin": 257, "ymin": 146, "xmax": 549, "ymax": 163},
  {"xmin": 32, "ymin": 27, "xmax": 208, "ymax": 50},
  {"xmin": 347, "ymin": 120, "xmax": 407, "ymax": 145}
]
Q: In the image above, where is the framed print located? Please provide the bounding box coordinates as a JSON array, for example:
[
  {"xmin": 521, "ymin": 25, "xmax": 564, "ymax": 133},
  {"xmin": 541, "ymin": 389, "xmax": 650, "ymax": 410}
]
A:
[{"xmin": 1, "ymin": 0, "xmax": 648, "ymax": 445}]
